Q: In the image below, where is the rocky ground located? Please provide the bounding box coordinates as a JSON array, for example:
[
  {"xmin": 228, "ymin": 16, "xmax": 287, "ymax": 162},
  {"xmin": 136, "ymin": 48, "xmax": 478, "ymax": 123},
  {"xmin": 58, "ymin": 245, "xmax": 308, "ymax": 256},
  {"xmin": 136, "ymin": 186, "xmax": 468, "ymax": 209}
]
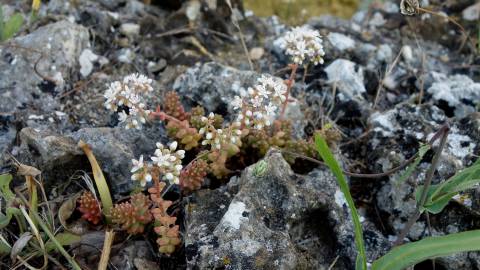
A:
[{"xmin": 1, "ymin": 0, "xmax": 480, "ymax": 269}]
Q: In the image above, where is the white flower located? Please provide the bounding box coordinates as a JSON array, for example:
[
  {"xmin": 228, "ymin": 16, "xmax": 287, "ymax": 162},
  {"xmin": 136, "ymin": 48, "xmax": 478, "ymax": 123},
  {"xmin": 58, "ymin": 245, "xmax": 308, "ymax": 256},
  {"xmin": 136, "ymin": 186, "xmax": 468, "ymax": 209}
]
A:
[
  {"xmin": 130, "ymin": 155, "xmax": 152, "ymax": 186},
  {"xmin": 265, "ymin": 103, "xmax": 277, "ymax": 116},
  {"xmin": 275, "ymin": 26, "xmax": 325, "ymax": 66},
  {"xmin": 104, "ymin": 73, "xmax": 154, "ymax": 130},
  {"xmin": 131, "ymin": 155, "xmax": 145, "ymax": 172},
  {"xmin": 232, "ymin": 95, "xmax": 243, "ymax": 110},
  {"xmin": 251, "ymin": 96, "xmax": 263, "ymax": 108},
  {"xmin": 150, "ymin": 141, "xmax": 185, "ymax": 184}
]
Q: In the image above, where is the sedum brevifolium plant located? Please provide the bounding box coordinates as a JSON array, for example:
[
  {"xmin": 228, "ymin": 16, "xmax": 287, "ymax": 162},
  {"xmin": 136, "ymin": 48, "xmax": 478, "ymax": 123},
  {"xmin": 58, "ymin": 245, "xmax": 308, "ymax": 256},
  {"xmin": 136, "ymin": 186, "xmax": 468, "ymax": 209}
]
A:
[{"xmin": 99, "ymin": 26, "xmax": 326, "ymax": 255}]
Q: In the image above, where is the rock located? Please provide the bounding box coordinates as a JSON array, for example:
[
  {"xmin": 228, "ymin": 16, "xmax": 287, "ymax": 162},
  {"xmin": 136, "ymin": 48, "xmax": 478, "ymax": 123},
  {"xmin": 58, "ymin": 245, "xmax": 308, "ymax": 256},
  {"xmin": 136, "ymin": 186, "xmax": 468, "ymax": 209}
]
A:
[
  {"xmin": 0, "ymin": 115, "xmax": 16, "ymax": 163},
  {"xmin": 327, "ymin": 32, "xmax": 355, "ymax": 51},
  {"xmin": 369, "ymin": 12, "xmax": 386, "ymax": 28},
  {"xmin": 15, "ymin": 124, "xmax": 167, "ymax": 195},
  {"xmin": 110, "ymin": 241, "xmax": 156, "ymax": 270},
  {"xmin": 325, "ymin": 59, "xmax": 366, "ymax": 101},
  {"xmin": 370, "ymin": 104, "xmax": 480, "ymax": 250},
  {"xmin": 185, "ymin": 150, "xmax": 390, "ymax": 269},
  {"xmin": 120, "ymin": 23, "xmax": 141, "ymax": 37},
  {"xmin": 173, "ymin": 62, "xmax": 259, "ymax": 113},
  {"xmin": 79, "ymin": 49, "xmax": 99, "ymax": 77},
  {"xmin": 0, "ymin": 20, "xmax": 89, "ymax": 114},
  {"xmin": 375, "ymin": 44, "xmax": 393, "ymax": 63},
  {"xmin": 117, "ymin": 48, "xmax": 135, "ymax": 63},
  {"xmin": 462, "ymin": 2, "xmax": 480, "ymax": 21},
  {"xmin": 249, "ymin": 47, "xmax": 265, "ymax": 60},
  {"xmin": 426, "ymin": 72, "xmax": 480, "ymax": 118}
]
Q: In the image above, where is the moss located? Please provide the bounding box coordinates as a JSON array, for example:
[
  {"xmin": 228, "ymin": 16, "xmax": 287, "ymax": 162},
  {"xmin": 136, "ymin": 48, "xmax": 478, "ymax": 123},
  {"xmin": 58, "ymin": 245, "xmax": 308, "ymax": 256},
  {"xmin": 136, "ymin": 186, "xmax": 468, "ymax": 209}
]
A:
[{"xmin": 243, "ymin": 0, "xmax": 359, "ymax": 25}]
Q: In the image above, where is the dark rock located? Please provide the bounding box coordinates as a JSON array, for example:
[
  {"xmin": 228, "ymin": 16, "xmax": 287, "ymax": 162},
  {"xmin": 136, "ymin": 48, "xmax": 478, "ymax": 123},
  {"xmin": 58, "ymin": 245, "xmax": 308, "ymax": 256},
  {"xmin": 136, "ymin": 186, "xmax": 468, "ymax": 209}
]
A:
[
  {"xmin": 185, "ymin": 150, "xmax": 390, "ymax": 269},
  {"xmin": 173, "ymin": 62, "xmax": 259, "ymax": 114},
  {"xmin": 15, "ymin": 124, "xmax": 167, "ymax": 195}
]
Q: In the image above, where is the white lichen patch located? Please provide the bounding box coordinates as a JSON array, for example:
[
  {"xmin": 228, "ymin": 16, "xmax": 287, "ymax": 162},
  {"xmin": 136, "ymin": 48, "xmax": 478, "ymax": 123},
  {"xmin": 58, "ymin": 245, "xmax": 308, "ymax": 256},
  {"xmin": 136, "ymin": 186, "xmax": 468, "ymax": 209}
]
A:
[
  {"xmin": 370, "ymin": 110, "xmax": 396, "ymax": 137},
  {"xmin": 334, "ymin": 189, "xmax": 347, "ymax": 207},
  {"xmin": 231, "ymin": 239, "xmax": 262, "ymax": 256},
  {"xmin": 219, "ymin": 201, "xmax": 248, "ymax": 230},
  {"xmin": 427, "ymin": 127, "xmax": 476, "ymax": 160},
  {"xmin": 427, "ymin": 72, "xmax": 480, "ymax": 117}
]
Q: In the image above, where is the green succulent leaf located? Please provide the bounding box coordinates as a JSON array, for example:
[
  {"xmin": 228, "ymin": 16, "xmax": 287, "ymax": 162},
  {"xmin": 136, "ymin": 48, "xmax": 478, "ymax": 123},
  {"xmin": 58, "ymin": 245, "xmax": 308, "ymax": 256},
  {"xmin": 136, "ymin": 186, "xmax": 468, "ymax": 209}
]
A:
[
  {"xmin": 372, "ymin": 229, "xmax": 480, "ymax": 270},
  {"xmin": 314, "ymin": 134, "xmax": 367, "ymax": 270}
]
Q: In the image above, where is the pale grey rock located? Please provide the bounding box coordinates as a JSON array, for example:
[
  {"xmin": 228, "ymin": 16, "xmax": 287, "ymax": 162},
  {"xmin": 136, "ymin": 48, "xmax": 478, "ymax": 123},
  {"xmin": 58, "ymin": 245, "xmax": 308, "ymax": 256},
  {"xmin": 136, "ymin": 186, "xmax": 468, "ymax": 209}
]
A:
[
  {"xmin": 327, "ymin": 32, "xmax": 355, "ymax": 51},
  {"xmin": 120, "ymin": 23, "xmax": 140, "ymax": 37},
  {"xmin": 427, "ymin": 72, "xmax": 480, "ymax": 118},
  {"xmin": 462, "ymin": 3, "xmax": 480, "ymax": 21},
  {"xmin": 79, "ymin": 49, "xmax": 99, "ymax": 77},
  {"xmin": 325, "ymin": 59, "xmax": 366, "ymax": 101},
  {"xmin": 0, "ymin": 20, "xmax": 89, "ymax": 113}
]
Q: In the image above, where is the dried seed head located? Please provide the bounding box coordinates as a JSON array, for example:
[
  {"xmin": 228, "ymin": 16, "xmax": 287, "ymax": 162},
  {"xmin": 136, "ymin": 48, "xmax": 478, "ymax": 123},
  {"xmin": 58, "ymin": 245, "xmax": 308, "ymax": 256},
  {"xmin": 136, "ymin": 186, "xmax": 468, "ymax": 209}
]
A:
[{"xmin": 400, "ymin": 0, "xmax": 419, "ymax": 16}]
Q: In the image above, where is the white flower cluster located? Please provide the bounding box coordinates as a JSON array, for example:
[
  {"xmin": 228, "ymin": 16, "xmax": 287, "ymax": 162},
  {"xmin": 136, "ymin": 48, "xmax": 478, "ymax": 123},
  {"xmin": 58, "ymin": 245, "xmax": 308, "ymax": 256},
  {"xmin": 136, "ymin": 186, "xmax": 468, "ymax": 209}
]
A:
[
  {"xmin": 151, "ymin": 141, "xmax": 185, "ymax": 184},
  {"xmin": 199, "ymin": 113, "xmax": 242, "ymax": 149},
  {"xmin": 232, "ymin": 75, "xmax": 287, "ymax": 129},
  {"xmin": 276, "ymin": 26, "xmax": 325, "ymax": 66},
  {"xmin": 130, "ymin": 141, "xmax": 185, "ymax": 186},
  {"xmin": 104, "ymin": 73, "xmax": 154, "ymax": 129}
]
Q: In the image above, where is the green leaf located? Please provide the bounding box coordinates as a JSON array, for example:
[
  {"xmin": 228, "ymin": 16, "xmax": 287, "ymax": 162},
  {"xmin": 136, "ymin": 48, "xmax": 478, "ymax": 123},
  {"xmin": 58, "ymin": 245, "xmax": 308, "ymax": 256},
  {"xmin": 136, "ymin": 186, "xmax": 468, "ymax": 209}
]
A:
[
  {"xmin": 415, "ymin": 159, "xmax": 480, "ymax": 214},
  {"xmin": 0, "ymin": 207, "xmax": 22, "ymax": 229},
  {"xmin": 45, "ymin": 233, "xmax": 81, "ymax": 253},
  {"xmin": 0, "ymin": 174, "xmax": 15, "ymax": 201},
  {"xmin": 2, "ymin": 13, "xmax": 23, "ymax": 41},
  {"xmin": 372, "ymin": 229, "xmax": 480, "ymax": 270},
  {"xmin": 396, "ymin": 144, "xmax": 430, "ymax": 185},
  {"xmin": 314, "ymin": 134, "xmax": 367, "ymax": 270},
  {"xmin": 0, "ymin": 241, "xmax": 11, "ymax": 256}
]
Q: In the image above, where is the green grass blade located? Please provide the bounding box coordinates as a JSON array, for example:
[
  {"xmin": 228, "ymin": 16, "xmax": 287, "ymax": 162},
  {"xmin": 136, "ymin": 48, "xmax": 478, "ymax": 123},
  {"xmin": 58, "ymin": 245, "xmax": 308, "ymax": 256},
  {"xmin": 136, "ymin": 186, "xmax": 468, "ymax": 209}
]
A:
[
  {"xmin": 372, "ymin": 230, "xmax": 480, "ymax": 270},
  {"xmin": 2, "ymin": 13, "xmax": 23, "ymax": 41},
  {"xmin": 314, "ymin": 134, "xmax": 367, "ymax": 270}
]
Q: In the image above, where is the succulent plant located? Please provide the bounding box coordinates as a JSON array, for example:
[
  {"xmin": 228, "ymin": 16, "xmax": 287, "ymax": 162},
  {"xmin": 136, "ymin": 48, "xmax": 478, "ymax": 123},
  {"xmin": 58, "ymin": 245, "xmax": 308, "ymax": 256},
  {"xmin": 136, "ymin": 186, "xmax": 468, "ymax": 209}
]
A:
[
  {"xmin": 148, "ymin": 182, "xmax": 181, "ymax": 254},
  {"xmin": 163, "ymin": 91, "xmax": 189, "ymax": 121},
  {"xmin": 166, "ymin": 120, "xmax": 202, "ymax": 151},
  {"xmin": 180, "ymin": 159, "xmax": 209, "ymax": 192},
  {"xmin": 110, "ymin": 193, "xmax": 153, "ymax": 234},
  {"xmin": 78, "ymin": 191, "xmax": 102, "ymax": 225}
]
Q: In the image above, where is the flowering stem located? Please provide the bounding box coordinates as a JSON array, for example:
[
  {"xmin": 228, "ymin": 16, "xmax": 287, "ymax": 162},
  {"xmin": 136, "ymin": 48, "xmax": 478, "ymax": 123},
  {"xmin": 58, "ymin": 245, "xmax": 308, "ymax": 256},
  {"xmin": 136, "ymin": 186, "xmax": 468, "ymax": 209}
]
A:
[
  {"xmin": 280, "ymin": 63, "xmax": 298, "ymax": 118},
  {"xmin": 150, "ymin": 106, "xmax": 189, "ymax": 128}
]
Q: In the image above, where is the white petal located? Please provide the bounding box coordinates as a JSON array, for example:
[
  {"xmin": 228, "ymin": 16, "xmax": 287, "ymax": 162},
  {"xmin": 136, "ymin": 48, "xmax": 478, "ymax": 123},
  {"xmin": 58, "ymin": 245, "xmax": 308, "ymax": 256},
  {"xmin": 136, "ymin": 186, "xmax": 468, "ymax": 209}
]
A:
[{"xmin": 169, "ymin": 141, "xmax": 178, "ymax": 151}]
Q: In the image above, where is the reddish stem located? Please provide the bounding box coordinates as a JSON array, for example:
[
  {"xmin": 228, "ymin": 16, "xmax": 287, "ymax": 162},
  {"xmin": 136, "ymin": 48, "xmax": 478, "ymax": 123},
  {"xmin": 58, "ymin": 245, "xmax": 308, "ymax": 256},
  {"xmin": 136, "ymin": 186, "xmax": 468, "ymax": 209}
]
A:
[
  {"xmin": 280, "ymin": 63, "xmax": 298, "ymax": 118},
  {"xmin": 150, "ymin": 106, "xmax": 188, "ymax": 128}
]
